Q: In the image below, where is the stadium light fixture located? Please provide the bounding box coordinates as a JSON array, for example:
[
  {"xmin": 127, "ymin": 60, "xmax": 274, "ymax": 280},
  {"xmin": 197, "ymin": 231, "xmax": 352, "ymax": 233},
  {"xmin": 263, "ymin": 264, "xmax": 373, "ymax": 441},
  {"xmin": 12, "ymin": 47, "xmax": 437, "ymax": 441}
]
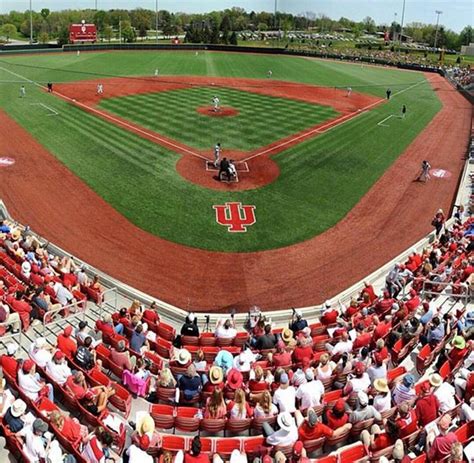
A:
[
  {"xmin": 399, "ymin": 0, "xmax": 406, "ymax": 48},
  {"xmin": 434, "ymin": 10, "xmax": 443, "ymax": 49}
]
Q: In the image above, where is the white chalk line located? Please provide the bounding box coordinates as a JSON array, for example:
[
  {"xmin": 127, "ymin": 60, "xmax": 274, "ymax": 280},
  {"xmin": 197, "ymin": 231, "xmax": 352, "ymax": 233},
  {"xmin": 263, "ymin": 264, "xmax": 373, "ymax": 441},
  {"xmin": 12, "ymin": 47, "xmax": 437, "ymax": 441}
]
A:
[
  {"xmin": 0, "ymin": 66, "xmax": 210, "ymax": 162},
  {"xmin": 30, "ymin": 102, "xmax": 59, "ymax": 116}
]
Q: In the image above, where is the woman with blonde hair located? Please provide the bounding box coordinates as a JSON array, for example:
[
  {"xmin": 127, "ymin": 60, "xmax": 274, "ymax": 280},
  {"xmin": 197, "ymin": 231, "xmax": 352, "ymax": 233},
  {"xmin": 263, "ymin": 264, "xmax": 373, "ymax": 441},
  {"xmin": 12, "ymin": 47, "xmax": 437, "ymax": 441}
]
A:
[
  {"xmin": 158, "ymin": 368, "xmax": 176, "ymax": 388},
  {"xmin": 254, "ymin": 390, "xmax": 278, "ymax": 418},
  {"xmin": 49, "ymin": 409, "xmax": 88, "ymax": 443},
  {"xmin": 249, "ymin": 365, "xmax": 269, "ymax": 393},
  {"xmin": 316, "ymin": 353, "xmax": 335, "ymax": 380},
  {"xmin": 204, "ymin": 389, "xmax": 226, "ymax": 419},
  {"xmin": 227, "ymin": 388, "xmax": 253, "ymax": 419}
]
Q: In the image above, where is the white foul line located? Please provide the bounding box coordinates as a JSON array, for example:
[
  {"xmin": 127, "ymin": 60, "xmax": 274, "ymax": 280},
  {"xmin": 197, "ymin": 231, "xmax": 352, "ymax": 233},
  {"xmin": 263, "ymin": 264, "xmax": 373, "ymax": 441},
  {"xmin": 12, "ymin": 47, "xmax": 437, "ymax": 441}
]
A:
[
  {"xmin": 30, "ymin": 103, "xmax": 59, "ymax": 116},
  {"xmin": 0, "ymin": 66, "xmax": 210, "ymax": 162},
  {"xmin": 377, "ymin": 114, "xmax": 395, "ymax": 127}
]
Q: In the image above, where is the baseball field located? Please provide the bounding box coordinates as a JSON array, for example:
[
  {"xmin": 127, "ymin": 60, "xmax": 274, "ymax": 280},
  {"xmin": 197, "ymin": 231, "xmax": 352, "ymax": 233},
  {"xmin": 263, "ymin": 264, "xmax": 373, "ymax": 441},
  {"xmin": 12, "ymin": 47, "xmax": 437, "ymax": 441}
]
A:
[{"xmin": 0, "ymin": 50, "xmax": 470, "ymax": 310}]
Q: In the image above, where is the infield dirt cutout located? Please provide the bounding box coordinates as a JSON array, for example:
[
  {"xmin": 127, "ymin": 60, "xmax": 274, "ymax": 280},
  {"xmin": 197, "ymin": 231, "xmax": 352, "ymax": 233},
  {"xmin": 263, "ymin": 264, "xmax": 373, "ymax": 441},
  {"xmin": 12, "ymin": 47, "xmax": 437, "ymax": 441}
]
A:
[
  {"xmin": 0, "ymin": 73, "xmax": 470, "ymax": 310},
  {"xmin": 196, "ymin": 106, "xmax": 239, "ymax": 117},
  {"xmin": 53, "ymin": 76, "xmax": 381, "ymax": 191}
]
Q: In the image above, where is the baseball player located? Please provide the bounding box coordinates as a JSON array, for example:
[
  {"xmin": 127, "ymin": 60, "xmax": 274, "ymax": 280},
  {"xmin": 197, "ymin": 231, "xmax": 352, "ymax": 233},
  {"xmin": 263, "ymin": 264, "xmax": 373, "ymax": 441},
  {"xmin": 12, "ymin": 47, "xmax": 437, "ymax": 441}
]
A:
[
  {"xmin": 96, "ymin": 83, "xmax": 104, "ymax": 95},
  {"xmin": 154, "ymin": 68, "xmax": 159, "ymax": 77},
  {"xmin": 212, "ymin": 96, "xmax": 220, "ymax": 112},
  {"xmin": 213, "ymin": 142, "xmax": 221, "ymax": 167},
  {"xmin": 347, "ymin": 87, "xmax": 352, "ymax": 97},
  {"xmin": 47, "ymin": 82, "xmax": 53, "ymax": 93},
  {"xmin": 267, "ymin": 70, "xmax": 273, "ymax": 78},
  {"xmin": 77, "ymin": 50, "xmax": 80, "ymax": 57},
  {"xmin": 228, "ymin": 159, "xmax": 237, "ymax": 179},
  {"xmin": 386, "ymin": 88, "xmax": 392, "ymax": 100},
  {"xmin": 19, "ymin": 85, "xmax": 26, "ymax": 98},
  {"xmin": 401, "ymin": 105, "xmax": 407, "ymax": 119},
  {"xmin": 418, "ymin": 160, "xmax": 431, "ymax": 182}
]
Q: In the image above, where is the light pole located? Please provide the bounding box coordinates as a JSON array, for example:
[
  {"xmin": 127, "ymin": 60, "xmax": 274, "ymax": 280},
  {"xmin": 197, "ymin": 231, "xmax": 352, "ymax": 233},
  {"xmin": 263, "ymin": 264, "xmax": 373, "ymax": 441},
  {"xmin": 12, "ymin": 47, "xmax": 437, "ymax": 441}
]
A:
[
  {"xmin": 399, "ymin": 0, "xmax": 406, "ymax": 48},
  {"xmin": 94, "ymin": 0, "xmax": 97, "ymax": 10},
  {"xmin": 155, "ymin": 0, "xmax": 159, "ymax": 43},
  {"xmin": 434, "ymin": 10, "xmax": 443, "ymax": 49},
  {"xmin": 393, "ymin": 12, "xmax": 397, "ymax": 41},
  {"xmin": 29, "ymin": 0, "xmax": 33, "ymax": 44}
]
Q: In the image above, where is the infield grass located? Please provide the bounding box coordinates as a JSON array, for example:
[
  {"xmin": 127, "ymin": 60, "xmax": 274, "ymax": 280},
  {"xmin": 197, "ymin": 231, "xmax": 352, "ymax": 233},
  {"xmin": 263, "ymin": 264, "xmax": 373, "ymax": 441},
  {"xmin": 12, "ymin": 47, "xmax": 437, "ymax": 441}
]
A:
[{"xmin": 0, "ymin": 51, "xmax": 441, "ymax": 252}]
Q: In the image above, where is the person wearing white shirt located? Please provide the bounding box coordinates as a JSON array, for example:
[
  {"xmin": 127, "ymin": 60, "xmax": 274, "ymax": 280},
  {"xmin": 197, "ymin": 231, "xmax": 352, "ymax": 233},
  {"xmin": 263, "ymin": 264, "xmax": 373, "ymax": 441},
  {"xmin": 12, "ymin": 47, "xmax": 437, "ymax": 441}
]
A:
[
  {"xmin": 0, "ymin": 378, "xmax": 15, "ymax": 417},
  {"xmin": 348, "ymin": 362, "xmax": 371, "ymax": 393},
  {"xmin": 372, "ymin": 378, "xmax": 392, "ymax": 412},
  {"xmin": 18, "ymin": 360, "xmax": 54, "ymax": 402},
  {"xmin": 233, "ymin": 349, "xmax": 256, "ymax": 372},
  {"xmin": 327, "ymin": 332, "xmax": 353, "ymax": 356},
  {"xmin": 215, "ymin": 318, "xmax": 237, "ymax": 339},
  {"xmin": 21, "ymin": 418, "xmax": 50, "ymax": 463},
  {"xmin": 264, "ymin": 411, "xmax": 298, "ymax": 446},
  {"xmin": 272, "ymin": 373, "xmax": 296, "ymax": 413},
  {"xmin": 126, "ymin": 435, "xmax": 154, "ymax": 463},
  {"xmin": 53, "ymin": 281, "xmax": 75, "ymax": 306},
  {"xmin": 430, "ymin": 373, "xmax": 456, "ymax": 413},
  {"xmin": 295, "ymin": 369, "xmax": 325, "ymax": 411},
  {"xmin": 29, "ymin": 337, "xmax": 54, "ymax": 368},
  {"xmin": 45, "ymin": 351, "xmax": 72, "ymax": 386}
]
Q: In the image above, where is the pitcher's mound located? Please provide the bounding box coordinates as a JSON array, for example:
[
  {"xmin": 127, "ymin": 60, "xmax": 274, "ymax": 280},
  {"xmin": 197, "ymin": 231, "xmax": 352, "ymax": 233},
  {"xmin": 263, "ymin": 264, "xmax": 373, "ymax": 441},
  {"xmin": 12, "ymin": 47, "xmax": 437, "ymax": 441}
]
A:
[{"xmin": 196, "ymin": 106, "xmax": 239, "ymax": 117}]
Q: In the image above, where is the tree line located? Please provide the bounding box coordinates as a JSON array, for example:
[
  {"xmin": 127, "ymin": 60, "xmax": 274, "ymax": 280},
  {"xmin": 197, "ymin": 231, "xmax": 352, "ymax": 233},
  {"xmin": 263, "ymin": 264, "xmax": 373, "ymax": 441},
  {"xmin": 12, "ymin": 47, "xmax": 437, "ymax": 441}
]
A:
[{"xmin": 0, "ymin": 7, "xmax": 471, "ymax": 50}]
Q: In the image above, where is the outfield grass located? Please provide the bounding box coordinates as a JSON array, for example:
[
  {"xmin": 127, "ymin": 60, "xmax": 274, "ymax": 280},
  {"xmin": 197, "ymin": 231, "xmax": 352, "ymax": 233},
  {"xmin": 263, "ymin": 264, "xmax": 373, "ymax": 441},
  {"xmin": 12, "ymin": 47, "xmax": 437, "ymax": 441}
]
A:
[
  {"xmin": 0, "ymin": 51, "xmax": 441, "ymax": 252},
  {"xmin": 99, "ymin": 86, "xmax": 337, "ymax": 151}
]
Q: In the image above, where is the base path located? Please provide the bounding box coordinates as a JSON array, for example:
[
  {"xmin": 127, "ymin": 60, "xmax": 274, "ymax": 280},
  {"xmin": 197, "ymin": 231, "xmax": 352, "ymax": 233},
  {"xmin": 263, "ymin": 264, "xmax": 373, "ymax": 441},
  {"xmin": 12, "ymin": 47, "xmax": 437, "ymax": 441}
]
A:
[{"xmin": 0, "ymin": 74, "xmax": 471, "ymax": 311}]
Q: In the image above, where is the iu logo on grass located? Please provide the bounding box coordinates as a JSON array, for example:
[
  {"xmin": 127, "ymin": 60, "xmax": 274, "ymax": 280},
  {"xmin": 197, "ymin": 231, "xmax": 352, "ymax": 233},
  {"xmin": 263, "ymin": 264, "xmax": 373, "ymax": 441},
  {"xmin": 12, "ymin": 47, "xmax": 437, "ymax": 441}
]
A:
[{"xmin": 213, "ymin": 202, "xmax": 256, "ymax": 233}]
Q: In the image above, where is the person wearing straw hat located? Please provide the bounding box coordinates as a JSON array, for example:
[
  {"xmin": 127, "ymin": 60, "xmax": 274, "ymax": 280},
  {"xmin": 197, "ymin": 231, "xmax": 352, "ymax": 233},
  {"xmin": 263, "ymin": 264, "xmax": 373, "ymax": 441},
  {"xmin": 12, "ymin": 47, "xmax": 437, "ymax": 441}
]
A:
[
  {"xmin": 263, "ymin": 411, "xmax": 298, "ymax": 446},
  {"xmin": 372, "ymin": 378, "xmax": 392, "ymax": 412},
  {"xmin": 3, "ymin": 398, "xmax": 28, "ymax": 432},
  {"xmin": 281, "ymin": 328, "xmax": 294, "ymax": 345},
  {"xmin": 203, "ymin": 365, "xmax": 224, "ymax": 393},
  {"xmin": 170, "ymin": 348, "xmax": 192, "ymax": 369},
  {"xmin": 131, "ymin": 412, "xmax": 160, "ymax": 448},
  {"xmin": 430, "ymin": 373, "xmax": 456, "ymax": 413}
]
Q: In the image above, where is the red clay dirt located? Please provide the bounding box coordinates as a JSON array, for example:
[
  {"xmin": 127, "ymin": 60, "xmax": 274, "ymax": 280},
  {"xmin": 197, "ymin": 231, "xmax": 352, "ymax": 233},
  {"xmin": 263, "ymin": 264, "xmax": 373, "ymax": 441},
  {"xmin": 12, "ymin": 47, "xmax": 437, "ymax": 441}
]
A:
[
  {"xmin": 53, "ymin": 76, "xmax": 380, "ymax": 191},
  {"xmin": 0, "ymin": 74, "xmax": 471, "ymax": 312},
  {"xmin": 196, "ymin": 106, "xmax": 239, "ymax": 117}
]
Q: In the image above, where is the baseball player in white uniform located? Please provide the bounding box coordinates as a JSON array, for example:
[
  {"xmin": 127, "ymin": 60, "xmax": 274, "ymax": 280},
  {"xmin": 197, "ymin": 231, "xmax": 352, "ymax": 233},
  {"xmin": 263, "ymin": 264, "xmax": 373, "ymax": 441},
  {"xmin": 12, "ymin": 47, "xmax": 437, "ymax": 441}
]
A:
[
  {"xmin": 96, "ymin": 83, "xmax": 104, "ymax": 95},
  {"xmin": 347, "ymin": 87, "xmax": 352, "ymax": 97},
  {"xmin": 154, "ymin": 69, "xmax": 159, "ymax": 77},
  {"xmin": 19, "ymin": 85, "xmax": 26, "ymax": 98},
  {"xmin": 214, "ymin": 143, "xmax": 221, "ymax": 167},
  {"xmin": 212, "ymin": 96, "xmax": 220, "ymax": 112}
]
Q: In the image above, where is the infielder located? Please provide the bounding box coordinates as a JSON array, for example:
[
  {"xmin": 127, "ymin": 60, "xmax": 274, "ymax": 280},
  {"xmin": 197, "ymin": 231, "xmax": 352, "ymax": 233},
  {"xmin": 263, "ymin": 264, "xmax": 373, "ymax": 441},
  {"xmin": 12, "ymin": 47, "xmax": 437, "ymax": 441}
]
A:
[
  {"xmin": 214, "ymin": 142, "xmax": 221, "ymax": 167},
  {"xmin": 154, "ymin": 69, "xmax": 159, "ymax": 77},
  {"xmin": 267, "ymin": 70, "xmax": 273, "ymax": 78},
  {"xmin": 77, "ymin": 50, "xmax": 80, "ymax": 57},
  {"xmin": 212, "ymin": 96, "xmax": 220, "ymax": 112},
  {"xmin": 19, "ymin": 85, "xmax": 26, "ymax": 98},
  {"xmin": 347, "ymin": 87, "xmax": 352, "ymax": 97},
  {"xmin": 418, "ymin": 160, "xmax": 431, "ymax": 182},
  {"xmin": 401, "ymin": 105, "xmax": 407, "ymax": 119},
  {"xmin": 96, "ymin": 83, "xmax": 104, "ymax": 95}
]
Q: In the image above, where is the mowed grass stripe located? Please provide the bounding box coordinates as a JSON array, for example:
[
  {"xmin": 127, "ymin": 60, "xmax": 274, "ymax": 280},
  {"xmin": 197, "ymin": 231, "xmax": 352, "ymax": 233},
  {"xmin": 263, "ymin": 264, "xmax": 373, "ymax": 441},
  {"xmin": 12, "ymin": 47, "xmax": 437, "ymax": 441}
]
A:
[{"xmin": 99, "ymin": 86, "xmax": 337, "ymax": 151}]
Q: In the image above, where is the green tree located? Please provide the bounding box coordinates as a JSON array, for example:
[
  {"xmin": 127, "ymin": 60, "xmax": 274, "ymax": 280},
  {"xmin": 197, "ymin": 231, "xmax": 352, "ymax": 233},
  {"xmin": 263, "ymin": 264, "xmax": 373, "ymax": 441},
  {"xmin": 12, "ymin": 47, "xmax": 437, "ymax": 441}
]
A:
[
  {"xmin": 93, "ymin": 10, "xmax": 109, "ymax": 33},
  {"xmin": 57, "ymin": 26, "xmax": 69, "ymax": 46},
  {"xmin": 0, "ymin": 23, "xmax": 17, "ymax": 42},
  {"xmin": 38, "ymin": 31, "xmax": 49, "ymax": 44},
  {"xmin": 220, "ymin": 14, "xmax": 231, "ymax": 44},
  {"xmin": 121, "ymin": 25, "xmax": 136, "ymax": 43},
  {"xmin": 40, "ymin": 8, "xmax": 50, "ymax": 20},
  {"xmin": 362, "ymin": 16, "xmax": 376, "ymax": 34},
  {"xmin": 229, "ymin": 31, "xmax": 238, "ymax": 45},
  {"xmin": 459, "ymin": 26, "xmax": 472, "ymax": 46},
  {"xmin": 104, "ymin": 25, "xmax": 113, "ymax": 42},
  {"xmin": 257, "ymin": 22, "xmax": 268, "ymax": 32}
]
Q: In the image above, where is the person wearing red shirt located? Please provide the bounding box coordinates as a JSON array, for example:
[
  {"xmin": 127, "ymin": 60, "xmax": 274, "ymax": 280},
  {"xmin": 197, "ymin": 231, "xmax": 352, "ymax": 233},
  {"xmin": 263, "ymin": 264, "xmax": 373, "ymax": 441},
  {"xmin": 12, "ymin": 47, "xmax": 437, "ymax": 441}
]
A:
[
  {"xmin": 345, "ymin": 299, "xmax": 360, "ymax": 318},
  {"xmin": 95, "ymin": 314, "xmax": 115, "ymax": 338},
  {"xmin": 184, "ymin": 436, "xmax": 210, "ymax": 463},
  {"xmin": 298, "ymin": 409, "xmax": 334, "ymax": 440},
  {"xmin": 375, "ymin": 291, "xmax": 394, "ymax": 316},
  {"xmin": 360, "ymin": 423, "xmax": 396, "ymax": 452},
  {"xmin": 65, "ymin": 371, "xmax": 87, "ymax": 400},
  {"xmin": 415, "ymin": 383, "xmax": 440, "ymax": 426},
  {"xmin": 325, "ymin": 399, "xmax": 349, "ymax": 430},
  {"xmin": 56, "ymin": 326, "xmax": 77, "ymax": 358},
  {"xmin": 427, "ymin": 414, "xmax": 459, "ymax": 462},
  {"xmin": 50, "ymin": 410, "xmax": 86, "ymax": 443},
  {"xmin": 396, "ymin": 402, "xmax": 418, "ymax": 438},
  {"xmin": 361, "ymin": 282, "xmax": 377, "ymax": 303},
  {"xmin": 292, "ymin": 339, "xmax": 314, "ymax": 365},
  {"xmin": 447, "ymin": 336, "xmax": 468, "ymax": 368},
  {"xmin": 8, "ymin": 291, "xmax": 32, "ymax": 318},
  {"xmin": 352, "ymin": 324, "xmax": 372, "ymax": 350},
  {"xmin": 405, "ymin": 251, "xmax": 422, "ymax": 272},
  {"xmin": 248, "ymin": 366, "xmax": 269, "ymax": 393},
  {"xmin": 374, "ymin": 339, "xmax": 390, "ymax": 361},
  {"xmin": 321, "ymin": 301, "xmax": 339, "ymax": 326},
  {"xmin": 405, "ymin": 289, "xmax": 421, "ymax": 313},
  {"xmin": 371, "ymin": 316, "xmax": 392, "ymax": 343},
  {"xmin": 142, "ymin": 301, "xmax": 160, "ymax": 325},
  {"xmin": 352, "ymin": 309, "xmax": 374, "ymax": 330},
  {"xmin": 271, "ymin": 343, "xmax": 293, "ymax": 367}
]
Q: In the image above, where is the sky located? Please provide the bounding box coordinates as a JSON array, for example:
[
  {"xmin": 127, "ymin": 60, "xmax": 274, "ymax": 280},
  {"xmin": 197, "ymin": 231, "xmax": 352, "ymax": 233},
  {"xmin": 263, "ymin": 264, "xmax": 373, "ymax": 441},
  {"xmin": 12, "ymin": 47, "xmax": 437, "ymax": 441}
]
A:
[{"xmin": 0, "ymin": 1, "xmax": 471, "ymax": 32}]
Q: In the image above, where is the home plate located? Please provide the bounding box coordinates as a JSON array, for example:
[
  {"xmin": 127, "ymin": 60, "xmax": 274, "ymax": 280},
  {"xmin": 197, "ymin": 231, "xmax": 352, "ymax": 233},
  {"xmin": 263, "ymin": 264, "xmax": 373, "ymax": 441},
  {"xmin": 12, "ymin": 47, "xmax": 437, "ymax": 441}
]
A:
[
  {"xmin": 431, "ymin": 169, "xmax": 451, "ymax": 179},
  {"xmin": 0, "ymin": 157, "xmax": 15, "ymax": 167}
]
